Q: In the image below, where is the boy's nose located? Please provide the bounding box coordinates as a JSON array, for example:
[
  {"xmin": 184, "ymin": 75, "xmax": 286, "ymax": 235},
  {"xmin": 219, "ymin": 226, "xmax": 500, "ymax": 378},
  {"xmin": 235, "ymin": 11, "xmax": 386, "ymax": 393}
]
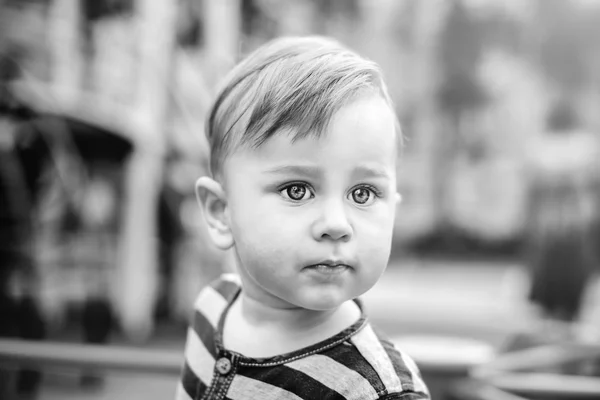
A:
[{"xmin": 311, "ymin": 200, "xmax": 353, "ymax": 242}]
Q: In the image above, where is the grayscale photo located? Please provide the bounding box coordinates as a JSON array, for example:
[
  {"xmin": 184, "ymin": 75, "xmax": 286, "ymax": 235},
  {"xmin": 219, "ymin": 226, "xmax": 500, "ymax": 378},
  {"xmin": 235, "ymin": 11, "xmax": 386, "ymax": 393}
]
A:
[{"xmin": 1, "ymin": 1, "xmax": 599, "ymax": 399}]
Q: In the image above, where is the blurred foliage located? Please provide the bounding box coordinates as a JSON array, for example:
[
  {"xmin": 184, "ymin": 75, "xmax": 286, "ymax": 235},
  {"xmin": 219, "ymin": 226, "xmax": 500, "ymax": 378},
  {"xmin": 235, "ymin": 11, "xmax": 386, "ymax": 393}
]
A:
[
  {"xmin": 437, "ymin": 0, "xmax": 600, "ymax": 114},
  {"xmin": 2, "ymin": 0, "xmax": 600, "ymax": 347},
  {"xmin": 176, "ymin": 0, "xmax": 204, "ymax": 48},
  {"xmin": 536, "ymin": 0, "xmax": 600, "ymax": 95},
  {"xmin": 438, "ymin": 0, "xmax": 488, "ymax": 114},
  {"xmin": 546, "ymin": 101, "xmax": 579, "ymax": 132},
  {"xmin": 241, "ymin": 0, "xmax": 277, "ymax": 38},
  {"xmin": 81, "ymin": 0, "xmax": 134, "ymax": 22},
  {"xmin": 3, "ymin": 0, "xmax": 600, "ymax": 261}
]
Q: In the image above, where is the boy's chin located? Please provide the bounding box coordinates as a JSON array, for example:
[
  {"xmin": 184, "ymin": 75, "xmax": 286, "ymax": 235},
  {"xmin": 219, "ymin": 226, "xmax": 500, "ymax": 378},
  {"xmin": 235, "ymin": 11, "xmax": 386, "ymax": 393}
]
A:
[{"xmin": 293, "ymin": 295, "xmax": 352, "ymax": 312}]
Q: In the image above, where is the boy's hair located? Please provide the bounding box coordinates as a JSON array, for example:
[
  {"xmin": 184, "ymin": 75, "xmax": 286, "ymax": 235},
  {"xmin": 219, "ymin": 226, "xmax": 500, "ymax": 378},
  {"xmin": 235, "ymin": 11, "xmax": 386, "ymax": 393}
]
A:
[{"xmin": 206, "ymin": 36, "xmax": 399, "ymax": 179}]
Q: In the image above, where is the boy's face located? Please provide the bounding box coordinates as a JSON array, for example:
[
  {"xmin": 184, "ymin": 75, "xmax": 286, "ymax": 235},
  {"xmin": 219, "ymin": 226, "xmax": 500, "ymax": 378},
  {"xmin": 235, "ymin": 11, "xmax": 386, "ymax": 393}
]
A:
[{"xmin": 221, "ymin": 94, "xmax": 398, "ymax": 311}]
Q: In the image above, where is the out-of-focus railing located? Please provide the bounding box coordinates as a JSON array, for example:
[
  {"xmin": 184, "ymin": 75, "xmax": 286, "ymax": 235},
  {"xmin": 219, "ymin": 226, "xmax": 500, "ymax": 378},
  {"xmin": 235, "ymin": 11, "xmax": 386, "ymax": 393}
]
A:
[
  {"xmin": 0, "ymin": 339, "xmax": 182, "ymax": 376},
  {"xmin": 0, "ymin": 338, "xmax": 481, "ymax": 375},
  {"xmin": 485, "ymin": 373, "xmax": 600, "ymax": 399},
  {"xmin": 469, "ymin": 342, "xmax": 600, "ymax": 400},
  {"xmin": 1, "ymin": 339, "xmax": 600, "ymax": 399}
]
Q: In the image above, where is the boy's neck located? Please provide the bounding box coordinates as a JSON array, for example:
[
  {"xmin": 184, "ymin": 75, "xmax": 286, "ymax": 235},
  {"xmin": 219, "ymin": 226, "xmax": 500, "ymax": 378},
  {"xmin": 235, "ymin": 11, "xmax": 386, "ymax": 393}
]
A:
[
  {"xmin": 238, "ymin": 292, "xmax": 349, "ymax": 329},
  {"xmin": 223, "ymin": 293, "xmax": 361, "ymax": 358}
]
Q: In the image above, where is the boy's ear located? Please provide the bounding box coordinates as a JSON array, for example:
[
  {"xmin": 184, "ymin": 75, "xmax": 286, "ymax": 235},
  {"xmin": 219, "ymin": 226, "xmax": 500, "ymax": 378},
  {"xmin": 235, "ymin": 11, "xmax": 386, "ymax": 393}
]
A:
[
  {"xmin": 395, "ymin": 192, "xmax": 402, "ymax": 205},
  {"xmin": 195, "ymin": 176, "xmax": 234, "ymax": 250}
]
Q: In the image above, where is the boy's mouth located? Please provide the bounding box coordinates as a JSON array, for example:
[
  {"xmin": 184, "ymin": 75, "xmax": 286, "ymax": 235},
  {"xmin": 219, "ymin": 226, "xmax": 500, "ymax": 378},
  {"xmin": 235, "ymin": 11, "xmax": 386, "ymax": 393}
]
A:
[{"xmin": 305, "ymin": 260, "xmax": 352, "ymax": 275}]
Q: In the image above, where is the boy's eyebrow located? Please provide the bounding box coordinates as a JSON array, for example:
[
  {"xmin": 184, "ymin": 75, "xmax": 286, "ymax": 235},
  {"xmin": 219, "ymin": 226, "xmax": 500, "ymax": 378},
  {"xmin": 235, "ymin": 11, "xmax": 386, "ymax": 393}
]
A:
[
  {"xmin": 264, "ymin": 164, "xmax": 391, "ymax": 180},
  {"xmin": 353, "ymin": 164, "xmax": 391, "ymax": 180},
  {"xmin": 264, "ymin": 165, "xmax": 322, "ymax": 178}
]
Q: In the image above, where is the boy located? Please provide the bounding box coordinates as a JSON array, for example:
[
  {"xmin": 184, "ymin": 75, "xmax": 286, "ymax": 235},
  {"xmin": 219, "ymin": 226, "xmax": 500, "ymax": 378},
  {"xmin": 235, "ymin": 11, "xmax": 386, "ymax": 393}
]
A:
[{"xmin": 176, "ymin": 36, "xmax": 430, "ymax": 400}]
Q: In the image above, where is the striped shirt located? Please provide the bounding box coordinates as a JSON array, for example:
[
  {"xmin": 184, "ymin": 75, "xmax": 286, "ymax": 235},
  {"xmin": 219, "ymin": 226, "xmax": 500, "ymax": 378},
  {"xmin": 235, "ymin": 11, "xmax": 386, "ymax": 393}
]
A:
[{"xmin": 175, "ymin": 274, "xmax": 430, "ymax": 400}]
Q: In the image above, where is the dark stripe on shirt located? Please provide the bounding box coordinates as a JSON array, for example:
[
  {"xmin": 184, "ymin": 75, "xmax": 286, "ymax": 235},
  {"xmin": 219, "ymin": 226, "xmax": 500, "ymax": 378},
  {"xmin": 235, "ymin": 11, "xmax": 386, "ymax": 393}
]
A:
[
  {"xmin": 379, "ymin": 338, "xmax": 415, "ymax": 392},
  {"xmin": 192, "ymin": 309, "xmax": 218, "ymax": 358},
  {"xmin": 239, "ymin": 364, "xmax": 346, "ymax": 400},
  {"xmin": 322, "ymin": 340, "xmax": 387, "ymax": 395},
  {"xmin": 182, "ymin": 360, "xmax": 207, "ymax": 399}
]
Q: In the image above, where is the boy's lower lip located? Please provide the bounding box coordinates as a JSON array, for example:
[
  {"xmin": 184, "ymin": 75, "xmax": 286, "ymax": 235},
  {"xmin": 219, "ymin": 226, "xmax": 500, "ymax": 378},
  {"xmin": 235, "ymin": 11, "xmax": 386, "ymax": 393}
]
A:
[{"xmin": 305, "ymin": 264, "xmax": 350, "ymax": 275}]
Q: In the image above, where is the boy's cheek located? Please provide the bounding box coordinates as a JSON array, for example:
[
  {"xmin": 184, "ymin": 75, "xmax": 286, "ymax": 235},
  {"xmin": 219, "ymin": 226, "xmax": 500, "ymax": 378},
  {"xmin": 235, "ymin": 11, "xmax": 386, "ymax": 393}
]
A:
[
  {"xmin": 233, "ymin": 201, "xmax": 285, "ymax": 232},
  {"xmin": 363, "ymin": 211, "xmax": 397, "ymax": 239}
]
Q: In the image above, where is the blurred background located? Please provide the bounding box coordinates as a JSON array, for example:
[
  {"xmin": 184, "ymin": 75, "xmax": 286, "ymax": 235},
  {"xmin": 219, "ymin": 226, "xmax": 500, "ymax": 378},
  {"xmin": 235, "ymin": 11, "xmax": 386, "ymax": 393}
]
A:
[{"xmin": 1, "ymin": 0, "xmax": 600, "ymax": 399}]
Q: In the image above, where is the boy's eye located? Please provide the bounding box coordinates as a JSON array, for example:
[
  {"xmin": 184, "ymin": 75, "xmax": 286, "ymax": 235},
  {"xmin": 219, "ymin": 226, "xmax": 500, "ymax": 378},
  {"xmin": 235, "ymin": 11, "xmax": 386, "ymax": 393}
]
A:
[
  {"xmin": 350, "ymin": 187, "xmax": 376, "ymax": 205},
  {"xmin": 280, "ymin": 184, "xmax": 313, "ymax": 201}
]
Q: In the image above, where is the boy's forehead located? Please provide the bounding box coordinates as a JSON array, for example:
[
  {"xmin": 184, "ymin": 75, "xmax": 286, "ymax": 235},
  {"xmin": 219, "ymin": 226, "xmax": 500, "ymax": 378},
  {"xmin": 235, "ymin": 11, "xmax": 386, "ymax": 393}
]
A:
[
  {"xmin": 243, "ymin": 93, "xmax": 397, "ymax": 150},
  {"xmin": 223, "ymin": 96, "xmax": 398, "ymax": 177}
]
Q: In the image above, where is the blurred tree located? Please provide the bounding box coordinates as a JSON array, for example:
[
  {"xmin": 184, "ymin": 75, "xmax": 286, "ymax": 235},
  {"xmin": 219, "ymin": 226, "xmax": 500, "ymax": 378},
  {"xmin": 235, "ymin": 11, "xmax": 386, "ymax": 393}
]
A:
[
  {"xmin": 536, "ymin": 0, "xmax": 587, "ymax": 96},
  {"xmin": 546, "ymin": 100, "xmax": 579, "ymax": 132},
  {"xmin": 391, "ymin": 0, "xmax": 417, "ymax": 50},
  {"xmin": 176, "ymin": 0, "xmax": 204, "ymax": 48},
  {"xmin": 241, "ymin": 0, "xmax": 276, "ymax": 39},
  {"xmin": 2, "ymin": 0, "xmax": 50, "ymax": 8},
  {"xmin": 405, "ymin": 0, "xmax": 600, "ymax": 255},
  {"xmin": 478, "ymin": 11, "xmax": 524, "ymax": 56},
  {"xmin": 522, "ymin": 0, "xmax": 600, "ymax": 114},
  {"xmin": 81, "ymin": 0, "xmax": 133, "ymax": 22},
  {"xmin": 438, "ymin": 0, "xmax": 487, "ymax": 114},
  {"xmin": 434, "ymin": 0, "xmax": 488, "ymax": 246},
  {"xmin": 315, "ymin": 0, "xmax": 359, "ymax": 19},
  {"xmin": 81, "ymin": 0, "xmax": 134, "ymax": 48},
  {"xmin": 313, "ymin": 0, "xmax": 360, "ymax": 32}
]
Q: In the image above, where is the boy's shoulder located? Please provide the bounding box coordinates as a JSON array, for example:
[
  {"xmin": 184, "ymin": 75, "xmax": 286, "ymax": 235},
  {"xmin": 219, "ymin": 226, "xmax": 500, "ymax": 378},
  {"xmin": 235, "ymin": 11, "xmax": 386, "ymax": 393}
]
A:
[{"xmin": 311, "ymin": 323, "xmax": 429, "ymax": 399}]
